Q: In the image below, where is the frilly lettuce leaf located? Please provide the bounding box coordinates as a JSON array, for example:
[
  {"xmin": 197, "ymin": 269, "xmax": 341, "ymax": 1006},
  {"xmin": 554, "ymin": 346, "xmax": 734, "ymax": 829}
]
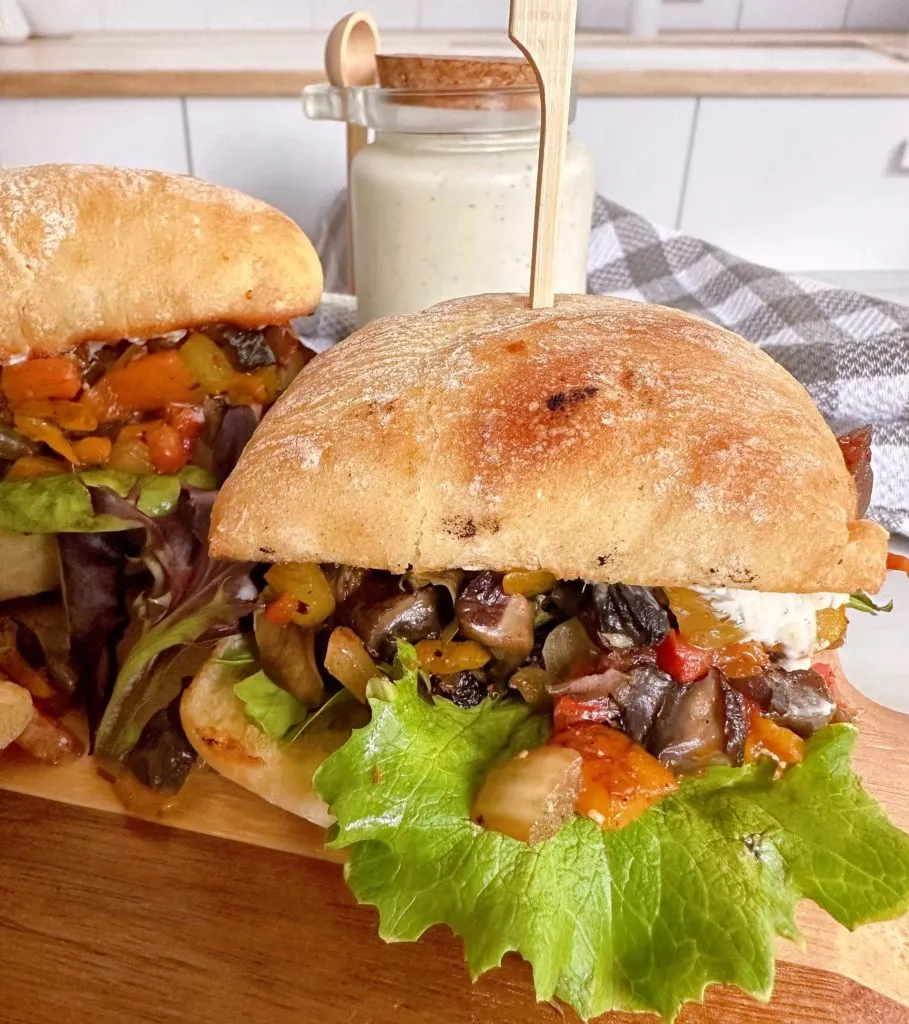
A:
[{"xmin": 315, "ymin": 667, "xmax": 909, "ymax": 1021}]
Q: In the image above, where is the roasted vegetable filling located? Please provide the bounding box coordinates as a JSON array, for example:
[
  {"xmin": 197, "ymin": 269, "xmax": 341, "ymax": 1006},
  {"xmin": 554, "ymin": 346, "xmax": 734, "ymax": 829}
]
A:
[
  {"xmin": 0, "ymin": 325, "xmax": 313, "ymax": 783},
  {"xmin": 237, "ymin": 563, "xmax": 857, "ymax": 839},
  {"xmin": 0, "ymin": 324, "xmax": 310, "ymax": 484}
]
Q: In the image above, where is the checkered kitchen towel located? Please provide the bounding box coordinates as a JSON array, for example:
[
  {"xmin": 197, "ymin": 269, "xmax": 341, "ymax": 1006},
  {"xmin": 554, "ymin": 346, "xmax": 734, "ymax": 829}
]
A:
[{"xmin": 301, "ymin": 194, "xmax": 909, "ymax": 537}]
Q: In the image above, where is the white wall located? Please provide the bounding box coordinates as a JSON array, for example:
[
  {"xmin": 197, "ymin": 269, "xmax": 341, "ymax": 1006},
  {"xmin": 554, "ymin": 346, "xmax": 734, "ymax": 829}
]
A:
[{"xmin": 18, "ymin": 0, "xmax": 909, "ymax": 33}]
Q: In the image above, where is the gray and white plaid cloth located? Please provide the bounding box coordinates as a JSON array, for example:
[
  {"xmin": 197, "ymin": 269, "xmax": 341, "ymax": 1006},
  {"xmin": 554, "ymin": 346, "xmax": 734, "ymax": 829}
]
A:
[{"xmin": 302, "ymin": 194, "xmax": 909, "ymax": 537}]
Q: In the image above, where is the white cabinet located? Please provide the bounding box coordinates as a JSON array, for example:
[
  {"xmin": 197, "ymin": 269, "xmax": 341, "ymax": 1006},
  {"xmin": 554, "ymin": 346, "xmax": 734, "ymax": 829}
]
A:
[
  {"xmin": 0, "ymin": 99, "xmax": 189, "ymax": 172},
  {"xmin": 573, "ymin": 98, "xmax": 696, "ymax": 226},
  {"xmin": 186, "ymin": 98, "xmax": 345, "ymax": 240},
  {"xmin": 680, "ymin": 98, "xmax": 909, "ymax": 271}
]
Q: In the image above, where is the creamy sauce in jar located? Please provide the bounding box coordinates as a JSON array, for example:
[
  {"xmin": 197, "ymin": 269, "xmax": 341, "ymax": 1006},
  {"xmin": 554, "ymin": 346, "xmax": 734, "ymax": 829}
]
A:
[
  {"xmin": 696, "ymin": 587, "xmax": 850, "ymax": 670},
  {"xmin": 351, "ymin": 129, "xmax": 595, "ymax": 325}
]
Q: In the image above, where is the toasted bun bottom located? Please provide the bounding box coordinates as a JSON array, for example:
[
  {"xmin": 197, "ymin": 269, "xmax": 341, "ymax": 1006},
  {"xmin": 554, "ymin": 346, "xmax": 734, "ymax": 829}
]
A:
[{"xmin": 180, "ymin": 640, "xmax": 368, "ymax": 827}]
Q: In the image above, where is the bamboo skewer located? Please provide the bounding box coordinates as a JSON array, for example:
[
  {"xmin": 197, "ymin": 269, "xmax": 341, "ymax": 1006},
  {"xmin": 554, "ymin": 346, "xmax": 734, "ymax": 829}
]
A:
[{"xmin": 508, "ymin": 0, "xmax": 579, "ymax": 309}]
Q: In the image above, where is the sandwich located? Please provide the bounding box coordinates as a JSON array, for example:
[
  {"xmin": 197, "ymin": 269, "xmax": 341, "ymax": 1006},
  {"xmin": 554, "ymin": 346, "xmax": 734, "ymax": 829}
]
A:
[
  {"xmin": 185, "ymin": 292, "xmax": 909, "ymax": 1020},
  {"xmin": 0, "ymin": 163, "xmax": 322, "ymax": 793}
]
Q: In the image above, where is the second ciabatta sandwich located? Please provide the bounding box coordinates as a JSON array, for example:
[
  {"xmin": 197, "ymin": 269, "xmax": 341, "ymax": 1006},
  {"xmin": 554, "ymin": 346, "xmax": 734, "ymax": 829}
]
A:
[
  {"xmin": 183, "ymin": 293, "xmax": 908, "ymax": 1020},
  {"xmin": 0, "ymin": 163, "xmax": 321, "ymax": 778}
]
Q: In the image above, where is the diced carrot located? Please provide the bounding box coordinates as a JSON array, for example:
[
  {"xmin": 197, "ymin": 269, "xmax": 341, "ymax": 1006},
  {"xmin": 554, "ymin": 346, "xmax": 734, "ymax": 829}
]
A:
[
  {"xmin": 13, "ymin": 416, "xmax": 80, "ymax": 464},
  {"xmin": 4, "ymin": 455, "xmax": 69, "ymax": 480},
  {"xmin": 146, "ymin": 423, "xmax": 190, "ymax": 474},
  {"xmin": 86, "ymin": 351, "xmax": 200, "ymax": 421},
  {"xmin": 264, "ymin": 592, "xmax": 300, "ymax": 626},
  {"xmin": 71, "ymin": 436, "xmax": 112, "ymax": 466},
  {"xmin": 2, "ymin": 357, "xmax": 82, "ymax": 404}
]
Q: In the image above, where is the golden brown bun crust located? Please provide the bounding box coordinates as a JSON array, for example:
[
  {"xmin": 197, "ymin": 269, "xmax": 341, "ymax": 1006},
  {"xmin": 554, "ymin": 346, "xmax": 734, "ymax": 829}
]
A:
[
  {"xmin": 0, "ymin": 164, "xmax": 323, "ymax": 361},
  {"xmin": 211, "ymin": 294, "xmax": 887, "ymax": 594},
  {"xmin": 181, "ymin": 641, "xmax": 366, "ymax": 827}
]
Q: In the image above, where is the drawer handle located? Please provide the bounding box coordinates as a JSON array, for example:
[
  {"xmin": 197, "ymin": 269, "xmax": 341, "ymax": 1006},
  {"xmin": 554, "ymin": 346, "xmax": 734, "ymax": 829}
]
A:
[{"xmin": 890, "ymin": 140, "xmax": 909, "ymax": 175}]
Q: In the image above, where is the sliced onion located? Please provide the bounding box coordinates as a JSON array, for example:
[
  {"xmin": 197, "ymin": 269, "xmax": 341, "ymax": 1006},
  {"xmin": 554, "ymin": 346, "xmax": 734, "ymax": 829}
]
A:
[
  {"xmin": 324, "ymin": 627, "xmax": 377, "ymax": 703},
  {"xmin": 471, "ymin": 746, "xmax": 582, "ymax": 845},
  {"xmin": 547, "ymin": 668, "xmax": 628, "ymax": 698},
  {"xmin": 509, "ymin": 666, "xmax": 554, "ymax": 708},
  {"xmin": 254, "ymin": 614, "xmax": 325, "ymax": 707},
  {"xmin": 13, "ymin": 708, "xmax": 84, "ymax": 764},
  {"xmin": 542, "ymin": 618, "xmax": 599, "ymax": 681}
]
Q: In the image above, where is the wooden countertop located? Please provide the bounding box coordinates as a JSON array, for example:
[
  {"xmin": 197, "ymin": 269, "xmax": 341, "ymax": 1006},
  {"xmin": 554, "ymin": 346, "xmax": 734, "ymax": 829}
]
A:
[
  {"xmin": 1, "ymin": 30, "xmax": 908, "ymax": 98},
  {"xmin": 2, "ymin": 788, "xmax": 908, "ymax": 1024}
]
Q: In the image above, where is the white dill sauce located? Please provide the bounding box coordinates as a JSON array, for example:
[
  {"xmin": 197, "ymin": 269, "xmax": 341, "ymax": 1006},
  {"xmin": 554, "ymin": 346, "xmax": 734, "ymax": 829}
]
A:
[
  {"xmin": 695, "ymin": 587, "xmax": 849, "ymax": 669},
  {"xmin": 352, "ymin": 130, "xmax": 593, "ymax": 325}
]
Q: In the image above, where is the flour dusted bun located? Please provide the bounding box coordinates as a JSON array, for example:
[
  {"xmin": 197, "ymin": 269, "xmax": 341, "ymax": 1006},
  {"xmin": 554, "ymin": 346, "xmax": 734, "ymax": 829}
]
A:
[
  {"xmin": 0, "ymin": 164, "xmax": 323, "ymax": 361},
  {"xmin": 211, "ymin": 293, "xmax": 887, "ymax": 594}
]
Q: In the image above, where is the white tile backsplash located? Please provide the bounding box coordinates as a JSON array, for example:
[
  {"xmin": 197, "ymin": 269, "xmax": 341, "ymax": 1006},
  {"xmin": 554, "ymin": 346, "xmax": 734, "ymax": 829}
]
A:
[
  {"xmin": 577, "ymin": 0, "xmax": 632, "ymax": 30},
  {"xmin": 0, "ymin": 98, "xmax": 190, "ymax": 171},
  {"xmin": 310, "ymin": 0, "xmax": 420, "ymax": 30},
  {"xmin": 573, "ymin": 97, "xmax": 696, "ymax": 225},
  {"xmin": 206, "ymin": 0, "xmax": 311, "ymax": 30},
  {"xmin": 659, "ymin": 0, "xmax": 742, "ymax": 31},
  {"xmin": 845, "ymin": 0, "xmax": 909, "ymax": 29},
  {"xmin": 739, "ymin": 0, "xmax": 849, "ymax": 30},
  {"xmin": 186, "ymin": 98, "xmax": 344, "ymax": 239},
  {"xmin": 98, "ymin": 0, "xmax": 207, "ymax": 31},
  {"xmin": 419, "ymin": 0, "xmax": 510, "ymax": 29},
  {"xmin": 67, "ymin": 0, "xmax": 909, "ymax": 32}
]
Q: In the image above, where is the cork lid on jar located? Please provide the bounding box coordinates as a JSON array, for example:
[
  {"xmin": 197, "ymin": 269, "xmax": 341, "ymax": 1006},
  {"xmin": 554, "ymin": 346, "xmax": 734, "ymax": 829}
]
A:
[{"xmin": 376, "ymin": 54, "xmax": 540, "ymax": 110}]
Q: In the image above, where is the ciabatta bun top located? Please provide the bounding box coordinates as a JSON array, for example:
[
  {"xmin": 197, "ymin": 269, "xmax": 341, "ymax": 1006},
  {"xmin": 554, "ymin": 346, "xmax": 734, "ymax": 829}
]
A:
[
  {"xmin": 211, "ymin": 293, "xmax": 887, "ymax": 594},
  {"xmin": 0, "ymin": 164, "xmax": 323, "ymax": 361}
]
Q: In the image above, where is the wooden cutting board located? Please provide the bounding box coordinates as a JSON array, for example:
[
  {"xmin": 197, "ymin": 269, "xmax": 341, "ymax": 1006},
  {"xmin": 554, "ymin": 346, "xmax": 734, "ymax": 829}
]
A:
[{"xmin": 2, "ymin": 656, "xmax": 908, "ymax": 1021}]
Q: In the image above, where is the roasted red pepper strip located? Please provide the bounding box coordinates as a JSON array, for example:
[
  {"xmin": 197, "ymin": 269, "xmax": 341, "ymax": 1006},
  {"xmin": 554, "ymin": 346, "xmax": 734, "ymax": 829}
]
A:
[
  {"xmin": 811, "ymin": 661, "xmax": 838, "ymax": 700},
  {"xmin": 887, "ymin": 552, "xmax": 909, "ymax": 576},
  {"xmin": 553, "ymin": 695, "xmax": 618, "ymax": 732},
  {"xmin": 656, "ymin": 631, "xmax": 713, "ymax": 683},
  {"xmin": 264, "ymin": 592, "xmax": 299, "ymax": 626}
]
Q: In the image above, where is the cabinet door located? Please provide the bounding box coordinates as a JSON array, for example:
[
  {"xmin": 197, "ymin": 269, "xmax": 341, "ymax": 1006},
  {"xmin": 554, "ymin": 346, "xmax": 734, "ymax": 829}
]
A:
[
  {"xmin": 186, "ymin": 98, "xmax": 345, "ymax": 241},
  {"xmin": 0, "ymin": 99, "xmax": 189, "ymax": 172},
  {"xmin": 572, "ymin": 98, "xmax": 696, "ymax": 227},
  {"xmin": 680, "ymin": 98, "xmax": 909, "ymax": 271}
]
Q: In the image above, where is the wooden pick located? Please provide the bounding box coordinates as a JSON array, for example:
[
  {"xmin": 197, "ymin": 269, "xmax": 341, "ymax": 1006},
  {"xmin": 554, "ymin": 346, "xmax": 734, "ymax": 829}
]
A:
[
  {"xmin": 324, "ymin": 11, "xmax": 381, "ymax": 293},
  {"xmin": 508, "ymin": 0, "xmax": 578, "ymax": 309}
]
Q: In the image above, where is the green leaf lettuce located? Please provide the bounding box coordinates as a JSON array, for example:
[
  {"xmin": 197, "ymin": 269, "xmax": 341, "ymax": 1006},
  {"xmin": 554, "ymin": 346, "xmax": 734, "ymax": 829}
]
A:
[
  {"xmin": 315, "ymin": 671, "xmax": 909, "ymax": 1021},
  {"xmin": 234, "ymin": 670, "xmax": 308, "ymax": 740},
  {"xmin": 0, "ymin": 467, "xmax": 216, "ymax": 534}
]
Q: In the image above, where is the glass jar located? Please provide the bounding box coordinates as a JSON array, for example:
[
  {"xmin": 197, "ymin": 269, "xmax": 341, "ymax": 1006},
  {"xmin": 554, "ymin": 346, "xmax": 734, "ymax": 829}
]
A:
[{"xmin": 304, "ymin": 74, "xmax": 595, "ymax": 325}]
